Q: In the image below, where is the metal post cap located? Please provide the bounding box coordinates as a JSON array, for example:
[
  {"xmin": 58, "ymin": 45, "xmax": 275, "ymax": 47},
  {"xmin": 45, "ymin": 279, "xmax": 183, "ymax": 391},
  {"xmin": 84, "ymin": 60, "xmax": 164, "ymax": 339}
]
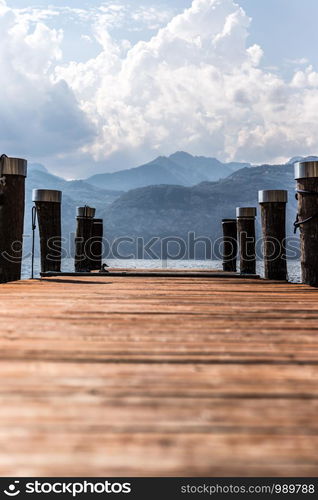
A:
[
  {"xmin": 32, "ymin": 189, "xmax": 62, "ymax": 203},
  {"xmin": 222, "ymin": 218, "xmax": 236, "ymax": 223},
  {"xmin": 77, "ymin": 206, "xmax": 96, "ymax": 218},
  {"xmin": 93, "ymin": 218, "xmax": 103, "ymax": 224},
  {"xmin": 295, "ymin": 161, "xmax": 318, "ymax": 180},
  {"xmin": 236, "ymin": 207, "xmax": 257, "ymax": 218},
  {"xmin": 1, "ymin": 157, "xmax": 27, "ymax": 177},
  {"xmin": 258, "ymin": 190, "xmax": 288, "ymax": 203}
]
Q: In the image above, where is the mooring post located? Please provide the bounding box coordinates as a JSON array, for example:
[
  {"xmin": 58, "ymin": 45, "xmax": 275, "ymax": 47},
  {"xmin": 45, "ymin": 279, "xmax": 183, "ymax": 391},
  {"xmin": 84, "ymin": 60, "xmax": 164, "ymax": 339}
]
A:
[
  {"xmin": 32, "ymin": 190, "xmax": 62, "ymax": 274},
  {"xmin": 258, "ymin": 190, "xmax": 288, "ymax": 281},
  {"xmin": 236, "ymin": 207, "xmax": 257, "ymax": 275},
  {"xmin": 0, "ymin": 156, "xmax": 27, "ymax": 283},
  {"xmin": 75, "ymin": 206, "xmax": 96, "ymax": 272},
  {"xmin": 294, "ymin": 161, "xmax": 318, "ymax": 286},
  {"xmin": 90, "ymin": 218, "xmax": 104, "ymax": 271},
  {"xmin": 221, "ymin": 219, "xmax": 237, "ymax": 272}
]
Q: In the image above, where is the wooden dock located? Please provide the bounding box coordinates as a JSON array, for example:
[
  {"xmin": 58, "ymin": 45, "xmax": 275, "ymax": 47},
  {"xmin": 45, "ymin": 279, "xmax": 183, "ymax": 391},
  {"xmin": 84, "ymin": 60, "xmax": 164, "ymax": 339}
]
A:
[{"xmin": 0, "ymin": 271, "xmax": 318, "ymax": 476}]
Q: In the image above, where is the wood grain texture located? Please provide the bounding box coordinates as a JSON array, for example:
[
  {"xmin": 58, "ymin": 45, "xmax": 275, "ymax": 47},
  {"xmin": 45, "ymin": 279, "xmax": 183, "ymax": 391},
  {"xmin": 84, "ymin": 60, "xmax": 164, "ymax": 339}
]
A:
[
  {"xmin": 237, "ymin": 218, "xmax": 256, "ymax": 275},
  {"xmin": 222, "ymin": 220, "xmax": 237, "ymax": 272},
  {"xmin": 297, "ymin": 178, "xmax": 318, "ymax": 286},
  {"xmin": 260, "ymin": 202, "xmax": 287, "ymax": 281},
  {"xmin": 0, "ymin": 273, "xmax": 318, "ymax": 476},
  {"xmin": 0, "ymin": 175, "xmax": 25, "ymax": 283},
  {"xmin": 90, "ymin": 219, "xmax": 103, "ymax": 271},
  {"xmin": 75, "ymin": 217, "xmax": 93, "ymax": 272},
  {"xmin": 36, "ymin": 201, "xmax": 62, "ymax": 273}
]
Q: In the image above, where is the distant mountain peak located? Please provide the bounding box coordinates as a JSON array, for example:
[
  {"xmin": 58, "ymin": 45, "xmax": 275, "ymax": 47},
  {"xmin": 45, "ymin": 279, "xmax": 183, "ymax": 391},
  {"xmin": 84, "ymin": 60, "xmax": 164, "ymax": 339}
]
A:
[
  {"xmin": 152, "ymin": 155, "xmax": 167, "ymax": 161},
  {"xmin": 28, "ymin": 163, "xmax": 48, "ymax": 173},
  {"xmin": 169, "ymin": 151, "xmax": 193, "ymax": 159},
  {"xmin": 85, "ymin": 151, "xmax": 250, "ymax": 191},
  {"xmin": 169, "ymin": 151, "xmax": 221, "ymax": 163},
  {"xmin": 149, "ymin": 155, "xmax": 175, "ymax": 166}
]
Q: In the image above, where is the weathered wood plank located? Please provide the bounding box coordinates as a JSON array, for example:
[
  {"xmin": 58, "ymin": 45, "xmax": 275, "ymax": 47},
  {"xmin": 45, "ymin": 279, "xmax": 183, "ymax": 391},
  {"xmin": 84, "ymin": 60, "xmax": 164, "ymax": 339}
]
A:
[
  {"xmin": 0, "ymin": 274, "xmax": 318, "ymax": 476},
  {"xmin": 1, "ymin": 362, "xmax": 318, "ymax": 397},
  {"xmin": 0, "ymin": 277, "xmax": 317, "ymax": 362},
  {"xmin": 1, "ymin": 432, "xmax": 318, "ymax": 477}
]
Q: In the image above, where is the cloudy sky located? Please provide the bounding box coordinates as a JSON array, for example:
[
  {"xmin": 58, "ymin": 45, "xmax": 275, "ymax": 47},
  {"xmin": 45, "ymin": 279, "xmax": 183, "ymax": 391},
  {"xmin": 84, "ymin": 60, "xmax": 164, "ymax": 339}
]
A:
[{"xmin": 1, "ymin": 0, "xmax": 318, "ymax": 178}]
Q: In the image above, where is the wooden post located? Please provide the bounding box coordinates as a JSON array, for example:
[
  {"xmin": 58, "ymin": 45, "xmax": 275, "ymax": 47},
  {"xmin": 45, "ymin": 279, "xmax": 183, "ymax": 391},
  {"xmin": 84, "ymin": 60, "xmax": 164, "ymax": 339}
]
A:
[
  {"xmin": 236, "ymin": 207, "xmax": 257, "ymax": 275},
  {"xmin": 0, "ymin": 156, "xmax": 27, "ymax": 283},
  {"xmin": 32, "ymin": 190, "xmax": 62, "ymax": 273},
  {"xmin": 295, "ymin": 161, "xmax": 318, "ymax": 286},
  {"xmin": 90, "ymin": 218, "xmax": 103, "ymax": 271},
  {"xmin": 221, "ymin": 219, "xmax": 237, "ymax": 272},
  {"xmin": 259, "ymin": 190, "xmax": 288, "ymax": 281},
  {"xmin": 75, "ymin": 206, "xmax": 96, "ymax": 272}
]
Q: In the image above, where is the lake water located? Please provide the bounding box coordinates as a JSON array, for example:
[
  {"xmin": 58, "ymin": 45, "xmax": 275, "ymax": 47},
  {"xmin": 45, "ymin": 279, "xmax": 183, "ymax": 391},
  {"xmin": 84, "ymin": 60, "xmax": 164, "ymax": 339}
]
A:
[{"xmin": 22, "ymin": 258, "xmax": 302, "ymax": 283}]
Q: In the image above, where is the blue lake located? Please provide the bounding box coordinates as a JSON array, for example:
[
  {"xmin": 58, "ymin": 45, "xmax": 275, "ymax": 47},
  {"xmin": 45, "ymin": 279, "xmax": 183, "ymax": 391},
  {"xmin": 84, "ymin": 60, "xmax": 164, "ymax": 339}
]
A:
[{"xmin": 22, "ymin": 258, "xmax": 302, "ymax": 283}]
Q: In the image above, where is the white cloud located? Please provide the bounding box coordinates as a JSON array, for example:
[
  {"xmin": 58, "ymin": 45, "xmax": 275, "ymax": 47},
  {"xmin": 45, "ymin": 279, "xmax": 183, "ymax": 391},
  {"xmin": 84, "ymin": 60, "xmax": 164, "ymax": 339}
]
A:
[
  {"xmin": 1, "ymin": 0, "xmax": 318, "ymax": 176},
  {"xmin": 94, "ymin": 3, "xmax": 174, "ymax": 32},
  {"xmin": 54, "ymin": 0, "xmax": 318, "ymax": 168},
  {"xmin": 81, "ymin": 34, "xmax": 93, "ymax": 43},
  {"xmin": 0, "ymin": 1, "xmax": 95, "ymax": 162},
  {"xmin": 131, "ymin": 6, "xmax": 175, "ymax": 30},
  {"xmin": 291, "ymin": 65, "xmax": 318, "ymax": 88},
  {"xmin": 286, "ymin": 57, "xmax": 309, "ymax": 66}
]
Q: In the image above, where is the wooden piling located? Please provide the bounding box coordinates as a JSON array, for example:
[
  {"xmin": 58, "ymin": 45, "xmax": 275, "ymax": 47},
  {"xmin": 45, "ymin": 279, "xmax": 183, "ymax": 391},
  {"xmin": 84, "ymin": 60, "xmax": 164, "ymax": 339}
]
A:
[
  {"xmin": 75, "ymin": 206, "xmax": 96, "ymax": 272},
  {"xmin": 295, "ymin": 161, "xmax": 318, "ymax": 286},
  {"xmin": 32, "ymin": 190, "xmax": 62, "ymax": 273},
  {"xmin": 236, "ymin": 207, "xmax": 257, "ymax": 275},
  {"xmin": 259, "ymin": 190, "xmax": 288, "ymax": 281},
  {"xmin": 0, "ymin": 156, "xmax": 27, "ymax": 283},
  {"xmin": 221, "ymin": 219, "xmax": 237, "ymax": 272},
  {"xmin": 90, "ymin": 218, "xmax": 103, "ymax": 271}
]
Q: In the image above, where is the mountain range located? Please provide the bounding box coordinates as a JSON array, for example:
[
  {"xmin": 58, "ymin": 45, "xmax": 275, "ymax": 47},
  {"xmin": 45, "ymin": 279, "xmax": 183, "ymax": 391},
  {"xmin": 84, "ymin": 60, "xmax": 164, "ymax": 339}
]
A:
[
  {"xmin": 85, "ymin": 151, "xmax": 251, "ymax": 190},
  {"xmin": 24, "ymin": 152, "xmax": 314, "ymax": 260},
  {"xmin": 101, "ymin": 162, "xmax": 299, "ymax": 259},
  {"xmin": 25, "ymin": 152, "xmax": 250, "ymax": 251}
]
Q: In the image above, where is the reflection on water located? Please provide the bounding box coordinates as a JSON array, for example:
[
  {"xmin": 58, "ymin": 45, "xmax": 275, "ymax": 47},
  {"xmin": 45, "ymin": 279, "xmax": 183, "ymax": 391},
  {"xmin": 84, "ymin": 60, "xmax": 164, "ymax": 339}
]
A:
[{"xmin": 22, "ymin": 258, "xmax": 302, "ymax": 283}]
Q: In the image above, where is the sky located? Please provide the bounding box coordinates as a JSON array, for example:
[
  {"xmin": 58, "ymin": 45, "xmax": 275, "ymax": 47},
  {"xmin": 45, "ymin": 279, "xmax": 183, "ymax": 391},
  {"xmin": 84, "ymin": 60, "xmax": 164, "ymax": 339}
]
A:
[{"xmin": 1, "ymin": 0, "xmax": 318, "ymax": 178}]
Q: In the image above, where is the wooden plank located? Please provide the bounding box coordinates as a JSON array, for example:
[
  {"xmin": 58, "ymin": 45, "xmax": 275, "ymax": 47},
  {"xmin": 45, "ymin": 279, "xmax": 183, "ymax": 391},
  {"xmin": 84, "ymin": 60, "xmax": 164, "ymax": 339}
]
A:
[
  {"xmin": 1, "ymin": 362, "xmax": 318, "ymax": 397},
  {"xmin": 1, "ymin": 433, "xmax": 318, "ymax": 477},
  {"xmin": 0, "ymin": 274, "xmax": 317, "ymax": 476},
  {"xmin": 0, "ymin": 278, "xmax": 317, "ymax": 362},
  {"xmin": 41, "ymin": 270, "xmax": 260, "ymax": 278}
]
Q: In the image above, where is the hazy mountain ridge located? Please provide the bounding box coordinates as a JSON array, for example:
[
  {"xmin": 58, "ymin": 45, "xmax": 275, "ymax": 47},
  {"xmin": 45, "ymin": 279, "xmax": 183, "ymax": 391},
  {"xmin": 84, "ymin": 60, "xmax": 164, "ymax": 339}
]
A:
[
  {"xmin": 100, "ymin": 162, "xmax": 299, "ymax": 258},
  {"xmin": 24, "ymin": 151, "xmax": 252, "ymax": 252},
  {"xmin": 85, "ymin": 152, "xmax": 251, "ymax": 191},
  {"xmin": 24, "ymin": 154, "xmax": 316, "ymax": 259}
]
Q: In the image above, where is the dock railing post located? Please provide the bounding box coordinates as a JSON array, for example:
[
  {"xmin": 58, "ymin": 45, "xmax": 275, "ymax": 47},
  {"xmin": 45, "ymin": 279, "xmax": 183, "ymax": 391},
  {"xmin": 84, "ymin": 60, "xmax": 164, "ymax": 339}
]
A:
[
  {"xmin": 0, "ymin": 156, "xmax": 27, "ymax": 283},
  {"xmin": 236, "ymin": 207, "xmax": 257, "ymax": 275},
  {"xmin": 90, "ymin": 218, "xmax": 103, "ymax": 271},
  {"xmin": 32, "ymin": 190, "xmax": 62, "ymax": 274},
  {"xmin": 75, "ymin": 206, "xmax": 96, "ymax": 272},
  {"xmin": 294, "ymin": 161, "xmax": 318, "ymax": 286},
  {"xmin": 258, "ymin": 190, "xmax": 288, "ymax": 281},
  {"xmin": 221, "ymin": 219, "xmax": 237, "ymax": 272}
]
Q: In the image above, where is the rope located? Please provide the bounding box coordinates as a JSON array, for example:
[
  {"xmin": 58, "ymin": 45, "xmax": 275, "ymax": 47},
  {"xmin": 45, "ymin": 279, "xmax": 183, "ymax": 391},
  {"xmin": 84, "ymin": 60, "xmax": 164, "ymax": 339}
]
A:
[
  {"xmin": 0, "ymin": 154, "xmax": 7, "ymax": 188},
  {"xmin": 294, "ymin": 189, "xmax": 318, "ymax": 233},
  {"xmin": 0, "ymin": 154, "xmax": 7, "ymax": 165}
]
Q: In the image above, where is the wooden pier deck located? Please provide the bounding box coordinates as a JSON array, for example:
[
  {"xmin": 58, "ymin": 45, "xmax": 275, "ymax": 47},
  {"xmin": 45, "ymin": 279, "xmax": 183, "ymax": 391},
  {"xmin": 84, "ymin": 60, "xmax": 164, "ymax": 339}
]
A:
[{"xmin": 0, "ymin": 272, "xmax": 318, "ymax": 476}]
